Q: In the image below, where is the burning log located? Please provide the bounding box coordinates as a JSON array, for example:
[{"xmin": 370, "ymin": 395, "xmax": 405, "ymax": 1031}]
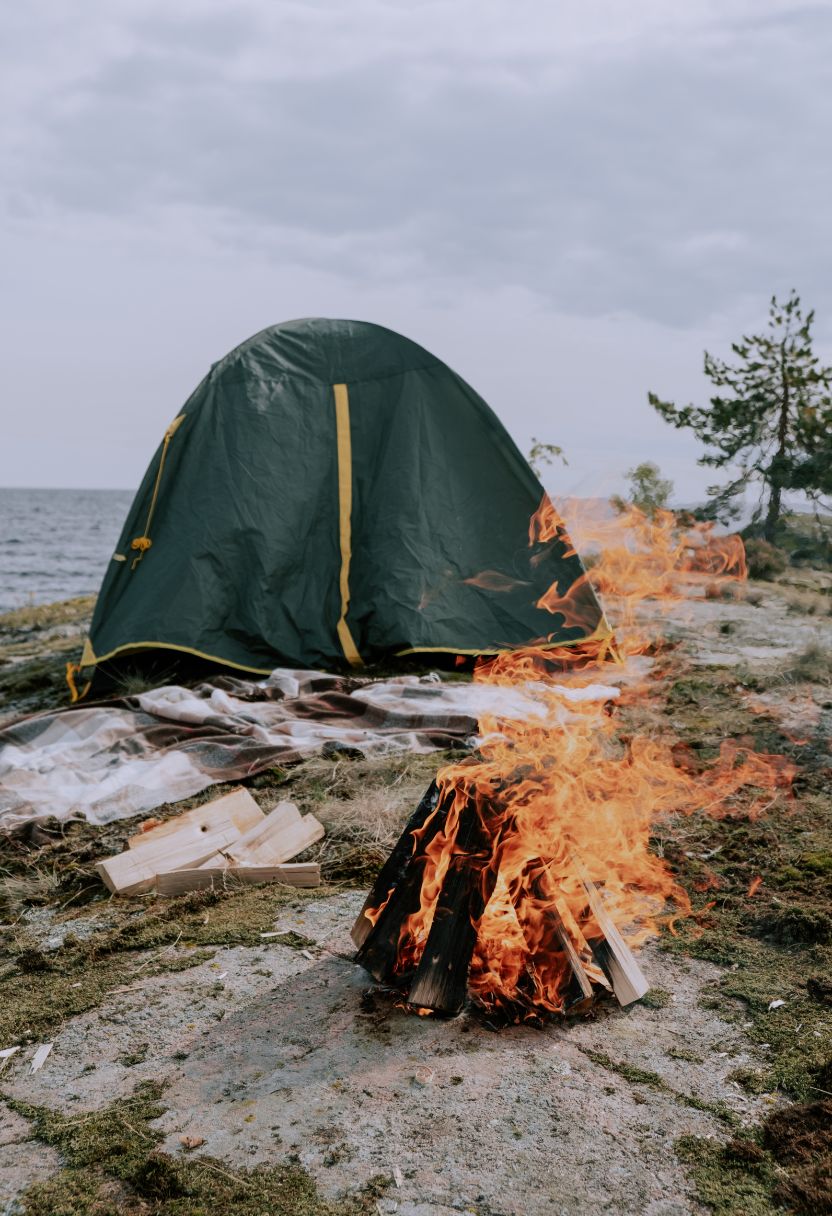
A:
[
  {"xmin": 351, "ymin": 780, "xmax": 442, "ymax": 950},
  {"xmin": 406, "ymin": 792, "xmax": 498, "ymax": 1014},
  {"xmin": 350, "ymin": 498, "xmax": 794, "ymax": 1021},
  {"xmin": 575, "ymin": 866, "xmax": 649, "ymax": 1006},
  {"xmin": 352, "ymin": 778, "xmax": 649, "ymax": 1018}
]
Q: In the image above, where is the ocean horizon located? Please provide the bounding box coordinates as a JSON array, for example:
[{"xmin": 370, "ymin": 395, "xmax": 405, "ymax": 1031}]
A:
[{"xmin": 0, "ymin": 487, "xmax": 135, "ymax": 615}]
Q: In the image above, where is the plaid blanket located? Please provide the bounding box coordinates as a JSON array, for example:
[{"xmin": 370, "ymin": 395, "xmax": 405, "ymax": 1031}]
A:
[{"xmin": 0, "ymin": 668, "xmax": 581, "ymax": 830}]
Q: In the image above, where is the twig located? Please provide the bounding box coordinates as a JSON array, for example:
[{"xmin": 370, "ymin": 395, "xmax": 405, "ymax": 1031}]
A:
[{"xmin": 199, "ymin": 1159, "xmax": 253, "ymax": 1189}]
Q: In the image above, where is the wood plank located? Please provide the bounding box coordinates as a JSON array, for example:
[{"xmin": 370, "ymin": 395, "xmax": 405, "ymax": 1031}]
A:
[
  {"xmin": 242, "ymin": 814, "xmax": 324, "ymax": 865},
  {"xmin": 223, "ymin": 801, "xmax": 302, "ymax": 864},
  {"xmin": 575, "ymin": 868, "xmax": 649, "ymax": 1006},
  {"xmin": 97, "ymin": 820, "xmax": 246, "ymax": 895},
  {"xmin": 126, "ymin": 788, "xmax": 264, "ymax": 853},
  {"xmin": 155, "ymin": 863, "xmax": 321, "ymax": 896}
]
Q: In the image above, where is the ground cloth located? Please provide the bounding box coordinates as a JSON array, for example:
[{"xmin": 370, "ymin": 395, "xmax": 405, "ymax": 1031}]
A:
[{"xmin": 0, "ymin": 669, "xmax": 618, "ymax": 831}]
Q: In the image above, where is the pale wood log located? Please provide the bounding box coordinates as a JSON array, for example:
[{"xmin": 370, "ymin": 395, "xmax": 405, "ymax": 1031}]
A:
[
  {"xmin": 241, "ymin": 814, "xmax": 324, "ymax": 865},
  {"xmin": 510, "ymin": 863, "xmax": 593, "ymax": 1010},
  {"xmin": 575, "ymin": 868, "xmax": 649, "ymax": 1006},
  {"xmin": 197, "ymin": 810, "xmax": 322, "ymax": 870},
  {"xmin": 222, "ymin": 801, "xmax": 303, "ymax": 864},
  {"xmin": 156, "ymin": 863, "xmax": 321, "ymax": 896},
  {"xmin": 127, "ymin": 788, "xmax": 264, "ymax": 852},
  {"xmin": 554, "ymin": 898, "xmax": 611, "ymax": 992},
  {"xmin": 96, "ymin": 821, "xmax": 244, "ymax": 896}
]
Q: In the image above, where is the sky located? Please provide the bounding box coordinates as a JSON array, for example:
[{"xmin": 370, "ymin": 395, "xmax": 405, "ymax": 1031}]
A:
[{"xmin": 2, "ymin": 0, "xmax": 831, "ymax": 503}]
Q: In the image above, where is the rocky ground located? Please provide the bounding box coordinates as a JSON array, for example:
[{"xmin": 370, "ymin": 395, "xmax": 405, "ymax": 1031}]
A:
[{"xmin": 0, "ymin": 573, "xmax": 830, "ymax": 1216}]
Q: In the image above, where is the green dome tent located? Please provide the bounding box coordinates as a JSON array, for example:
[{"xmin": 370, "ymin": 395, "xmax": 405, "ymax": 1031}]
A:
[{"xmin": 71, "ymin": 318, "xmax": 609, "ymax": 694}]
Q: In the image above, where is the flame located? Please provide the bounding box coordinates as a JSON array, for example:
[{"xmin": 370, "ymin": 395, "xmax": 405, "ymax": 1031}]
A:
[{"xmin": 376, "ymin": 497, "xmax": 793, "ymax": 1018}]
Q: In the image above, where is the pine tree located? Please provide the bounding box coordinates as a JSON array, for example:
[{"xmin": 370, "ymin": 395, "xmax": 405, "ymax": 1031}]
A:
[{"xmin": 648, "ymin": 292, "xmax": 832, "ymax": 540}]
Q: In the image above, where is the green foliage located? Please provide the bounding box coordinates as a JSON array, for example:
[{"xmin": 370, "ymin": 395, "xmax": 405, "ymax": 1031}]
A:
[
  {"xmin": 612, "ymin": 461, "xmax": 674, "ymax": 518},
  {"xmin": 649, "ymin": 291, "xmax": 832, "ymax": 539},
  {"xmin": 528, "ymin": 437, "xmax": 567, "ymax": 477}
]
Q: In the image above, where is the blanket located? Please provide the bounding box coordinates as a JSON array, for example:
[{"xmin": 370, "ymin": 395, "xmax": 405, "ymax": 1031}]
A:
[
  {"xmin": 0, "ymin": 671, "xmax": 613, "ymax": 831},
  {"xmin": 0, "ymin": 669, "xmax": 618, "ymax": 830}
]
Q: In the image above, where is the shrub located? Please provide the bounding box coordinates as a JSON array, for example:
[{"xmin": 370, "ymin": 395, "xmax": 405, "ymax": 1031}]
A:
[{"xmin": 744, "ymin": 538, "xmax": 787, "ymax": 580}]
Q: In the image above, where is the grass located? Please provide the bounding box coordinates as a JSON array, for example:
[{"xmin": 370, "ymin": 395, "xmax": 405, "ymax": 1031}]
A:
[
  {"xmin": 641, "ymin": 663, "xmax": 832, "ymax": 1212},
  {"xmin": 0, "ymin": 595, "xmax": 96, "ymax": 723},
  {"xmin": 781, "ymin": 641, "xmax": 832, "ymax": 685},
  {"xmin": 8, "ymin": 1081, "xmax": 390, "ymax": 1215}
]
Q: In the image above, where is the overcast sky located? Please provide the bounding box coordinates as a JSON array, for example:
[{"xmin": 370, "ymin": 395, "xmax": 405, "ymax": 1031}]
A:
[{"xmin": 2, "ymin": 0, "xmax": 830, "ymax": 502}]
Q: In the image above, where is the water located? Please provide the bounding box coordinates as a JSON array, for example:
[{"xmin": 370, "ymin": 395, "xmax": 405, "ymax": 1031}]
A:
[{"xmin": 0, "ymin": 488, "xmax": 134, "ymax": 615}]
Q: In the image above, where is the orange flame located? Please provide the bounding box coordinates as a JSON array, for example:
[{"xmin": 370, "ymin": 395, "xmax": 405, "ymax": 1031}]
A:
[{"xmin": 379, "ymin": 498, "xmax": 792, "ymax": 1017}]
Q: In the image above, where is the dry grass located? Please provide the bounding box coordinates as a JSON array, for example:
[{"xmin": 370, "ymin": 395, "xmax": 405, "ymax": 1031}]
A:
[
  {"xmin": 0, "ymin": 596, "xmax": 95, "ymax": 633},
  {"xmin": 279, "ymin": 751, "xmax": 447, "ymax": 885},
  {"xmin": 783, "ymin": 588, "xmax": 830, "ymax": 616},
  {"xmin": 781, "ymin": 641, "xmax": 832, "ymax": 685},
  {"xmin": 0, "ymin": 866, "xmax": 63, "ymax": 918}
]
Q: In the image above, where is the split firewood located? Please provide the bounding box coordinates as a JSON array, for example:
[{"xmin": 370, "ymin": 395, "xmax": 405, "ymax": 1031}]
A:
[
  {"xmin": 127, "ymin": 788, "xmax": 263, "ymax": 851},
  {"xmin": 221, "ymin": 801, "xmax": 302, "ymax": 863},
  {"xmin": 511, "ymin": 861, "xmax": 594, "ymax": 1010},
  {"xmin": 156, "ymin": 863, "xmax": 321, "ymax": 896},
  {"xmin": 571, "ymin": 861, "xmax": 649, "ymax": 1006},
  {"xmin": 97, "ymin": 826, "xmax": 245, "ymax": 896},
  {"xmin": 97, "ymin": 788, "xmax": 324, "ymax": 896},
  {"xmin": 354, "ymin": 783, "xmax": 452, "ymax": 983},
  {"xmin": 351, "ymin": 781, "xmax": 440, "ymax": 948},
  {"xmin": 406, "ymin": 794, "xmax": 497, "ymax": 1014}
]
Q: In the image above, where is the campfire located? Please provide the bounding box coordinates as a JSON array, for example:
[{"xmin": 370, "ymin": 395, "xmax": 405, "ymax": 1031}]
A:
[{"xmin": 352, "ymin": 499, "xmax": 792, "ymax": 1018}]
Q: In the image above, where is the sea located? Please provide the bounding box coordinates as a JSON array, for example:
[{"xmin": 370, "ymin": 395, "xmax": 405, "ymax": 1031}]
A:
[{"xmin": 0, "ymin": 488, "xmax": 134, "ymax": 615}]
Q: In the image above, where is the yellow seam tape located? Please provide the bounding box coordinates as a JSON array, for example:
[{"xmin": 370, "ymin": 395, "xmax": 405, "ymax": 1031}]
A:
[
  {"xmin": 392, "ymin": 619, "xmax": 617, "ymax": 659},
  {"xmin": 333, "ymin": 384, "xmax": 363, "ymax": 667},
  {"xmin": 77, "ymin": 639, "xmax": 275, "ymax": 676}
]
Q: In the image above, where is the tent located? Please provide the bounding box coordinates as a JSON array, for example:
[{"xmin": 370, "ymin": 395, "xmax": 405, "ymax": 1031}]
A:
[{"xmin": 71, "ymin": 318, "xmax": 609, "ymax": 692}]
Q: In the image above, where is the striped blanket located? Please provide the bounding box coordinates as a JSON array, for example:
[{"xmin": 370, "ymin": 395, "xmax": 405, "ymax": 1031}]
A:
[{"xmin": 1, "ymin": 669, "xmax": 615, "ymax": 831}]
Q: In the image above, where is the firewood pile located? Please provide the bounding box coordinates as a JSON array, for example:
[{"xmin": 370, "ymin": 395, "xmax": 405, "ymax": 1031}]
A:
[
  {"xmin": 352, "ymin": 780, "xmax": 649, "ymax": 1016},
  {"xmin": 96, "ymin": 787, "xmax": 324, "ymax": 896}
]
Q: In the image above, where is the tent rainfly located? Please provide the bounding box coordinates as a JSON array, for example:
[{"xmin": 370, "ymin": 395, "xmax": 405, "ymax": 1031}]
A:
[{"xmin": 69, "ymin": 318, "xmax": 610, "ymax": 695}]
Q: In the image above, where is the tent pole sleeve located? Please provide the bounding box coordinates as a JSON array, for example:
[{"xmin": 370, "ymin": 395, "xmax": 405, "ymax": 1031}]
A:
[{"xmin": 332, "ymin": 383, "xmax": 363, "ymax": 667}]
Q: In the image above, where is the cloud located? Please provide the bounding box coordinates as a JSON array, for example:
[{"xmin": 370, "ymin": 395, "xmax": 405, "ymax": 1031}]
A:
[
  {"xmin": 1, "ymin": 1, "xmax": 831, "ymax": 491},
  {"xmin": 2, "ymin": 0, "xmax": 831, "ymax": 326}
]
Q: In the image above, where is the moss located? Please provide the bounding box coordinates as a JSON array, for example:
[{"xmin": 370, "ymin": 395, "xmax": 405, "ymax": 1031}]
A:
[
  {"xmin": 639, "ymin": 987, "xmax": 672, "ymax": 1009},
  {"xmin": 578, "ymin": 1048, "xmax": 736, "ymax": 1125},
  {"xmin": 801, "ymin": 851, "xmax": 832, "ymax": 876},
  {"xmin": 675, "ymin": 1136, "xmax": 778, "ymax": 1215},
  {"xmin": 0, "ymin": 885, "xmax": 329, "ymax": 1043},
  {"xmin": 728, "ymin": 1067, "xmax": 770, "ymax": 1095},
  {"xmin": 581, "ymin": 1048, "xmax": 666, "ymax": 1089},
  {"xmin": 9, "ymin": 1083, "xmax": 390, "ymax": 1216},
  {"xmin": 668, "ymin": 1047, "xmax": 704, "ymax": 1064},
  {"xmin": 756, "ymin": 905, "xmax": 832, "ymax": 945},
  {"xmin": 678, "ymin": 1100, "xmax": 832, "ymax": 1215}
]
